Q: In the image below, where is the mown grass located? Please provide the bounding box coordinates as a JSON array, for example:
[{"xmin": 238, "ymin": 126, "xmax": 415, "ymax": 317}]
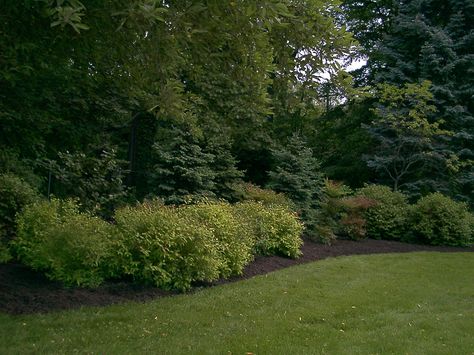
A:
[{"xmin": 1, "ymin": 252, "xmax": 473, "ymax": 354}]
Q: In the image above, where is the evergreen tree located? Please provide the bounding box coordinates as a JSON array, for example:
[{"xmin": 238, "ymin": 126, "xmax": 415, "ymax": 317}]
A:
[
  {"xmin": 150, "ymin": 127, "xmax": 216, "ymax": 204},
  {"xmin": 267, "ymin": 133, "xmax": 324, "ymax": 235},
  {"xmin": 372, "ymin": 0, "xmax": 474, "ymax": 205}
]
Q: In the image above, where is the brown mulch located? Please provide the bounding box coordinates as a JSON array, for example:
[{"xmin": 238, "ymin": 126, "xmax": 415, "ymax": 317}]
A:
[{"xmin": 1, "ymin": 239, "xmax": 472, "ymax": 315}]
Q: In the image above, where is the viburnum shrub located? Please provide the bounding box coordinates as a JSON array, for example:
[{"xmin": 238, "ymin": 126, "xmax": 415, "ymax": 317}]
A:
[
  {"xmin": 410, "ymin": 193, "xmax": 473, "ymax": 246},
  {"xmin": 356, "ymin": 185, "xmax": 409, "ymax": 240},
  {"xmin": 14, "ymin": 199, "xmax": 116, "ymax": 287}
]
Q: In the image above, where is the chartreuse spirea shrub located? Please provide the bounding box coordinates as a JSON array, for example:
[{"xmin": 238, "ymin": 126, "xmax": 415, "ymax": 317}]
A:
[
  {"xmin": 0, "ymin": 173, "xmax": 39, "ymax": 263},
  {"xmin": 180, "ymin": 201, "xmax": 255, "ymax": 279},
  {"xmin": 13, "ymin": 198, "xmax": 303, "ymax": 290},
  {"xmin": 410, "ymin": 193, "xmax": 473, "ymax": 247},
  {"xmin": 114, "ymin": 200, "xmax": 223, "ymax": 291},
  {"xmin": 234, "ymin": 201, "xmax": 303, "ymax": 258},
  {"xmin": 13, "ymin": 199, "xmax": 117, "ymax": 287},
  {"xmin": 356, "ymin": 185, "xmax": 409, "ymax": 240}
]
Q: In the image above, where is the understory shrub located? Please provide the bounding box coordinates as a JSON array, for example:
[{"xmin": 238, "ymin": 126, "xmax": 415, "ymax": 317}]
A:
[
  {"xmin": 410, "ymin": 193, "xmax": 473, "ymax": 246},
  {"xmin": 338, "ymin": 196, "xmax": 377, "ymax": 240},
  {"xmin": 315, "ymin": 180, "xmax": 353, "ymax": 244},
  {"xmin": 234, "ymin": 201, "xmax": 303, "ymax": 258},
  {"xmin": 14, "ymin": 199, "xmax": 116, "ymax": 286},
  {"xmin": 356, "ymin": 185, "xmax": 409, "ymax": 240},
  {"xmin": 42, "ymin": 147, "xmax": 129, "ymax": 217},
  {"xmin": 0, "ymin": 173, "xmax": 39, "ymax": 263},
  {"xmin": 234, "ymin": 182, "xmax": 294, "ymax": 209},
  {"xmin": 114, "ymin": 200, "xmax": 223, "ymax": 291}
]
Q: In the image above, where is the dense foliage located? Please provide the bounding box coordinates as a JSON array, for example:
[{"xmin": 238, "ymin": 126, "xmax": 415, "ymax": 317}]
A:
[
  {"xmin": 13, "ymin": 198, "xmax": 303, "ymax": 289},
  {"xmin": 410, "ymin": 193, "xmax": 473, "ymax": 247},
  {"xmin": 1, "ymin": 0, "xmax": 473, "ymax": 288},
  {"xmin": 0, "ymin": 174, "xmax": 39, "ymax": 263},
  {"xmin": 14, "ymin": 199, "xmax": 117, "ymax": 286},
  {"xmin": 356, "ymin": 185, "xmax": 409, "ymax": 240}
]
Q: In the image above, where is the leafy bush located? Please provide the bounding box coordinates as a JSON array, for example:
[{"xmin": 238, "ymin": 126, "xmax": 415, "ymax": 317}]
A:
[
  {"xmin": 234, "ymin": 201, "xmax": 303, "ymax": 258},
  {"xmin": 114, "ymin": 200, "xmax": 223, "ymax": 290},
  {"xmin": 356, "ymin": 185, "xmax": 409, "ymax": 240},
  {"xmin": 181, "ymin": 202, "xmax": 254, "ymax": 278},
  {"xmin": 315, "ymin": 180, "xmax": 353, "ymax": 244},
  {"xmin": 234, "ymin": 182, "xmax": 294, "ymax": 209},
  {"xmin": 42, "ymin": 146, "xmax": 129, "ymax": 217},
  {"xmin": 0, "ymin": 173, "xmax": 39, "ymax": 263},
  {"xmin": 13, "ymin": 199, "xmax": 117, "ymax": 286},
  {"xmin": 410, "ymin": 193, "xmax": 473, "ymax": 246},
  {"xmin": 338, "ymin": 196, "xmax": 377, "ymax": 240}
]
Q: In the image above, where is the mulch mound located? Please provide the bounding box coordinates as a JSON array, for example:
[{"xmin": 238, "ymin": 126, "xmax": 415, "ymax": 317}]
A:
[{"xmin": 1, "ymin": 239, "xmax": 472, "ymax": 315}]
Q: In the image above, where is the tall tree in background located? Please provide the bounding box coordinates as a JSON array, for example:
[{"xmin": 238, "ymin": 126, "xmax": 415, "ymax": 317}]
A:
[
  {"xmin": 1, "ymin": 1, "xmax": 355, "ymax": 198},
  {"xmin": 364, "ymin": 81, "xmax": 452, "ymax": 195},
  {"xmin": 373, "ymin": 0, "xmax": 474, "ymax": 205}
]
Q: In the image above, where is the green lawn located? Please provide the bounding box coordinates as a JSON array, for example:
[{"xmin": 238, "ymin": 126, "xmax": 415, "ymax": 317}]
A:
[{"xmin": 1, "ymin": 252, "xmax": 473, "ymax": 354}]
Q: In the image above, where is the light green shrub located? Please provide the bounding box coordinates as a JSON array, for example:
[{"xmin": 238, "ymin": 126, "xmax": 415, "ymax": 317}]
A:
[
  {"xmin": 14, "ymin": 199, "xmax": 116, "ymax": 286},
  {"xmin": 114, "ymin": 200, "xmax": 223, "ymax": 290},
  {"xmin": 0, "ymin": 173, "xmax": 39, "ymax": 263},
  {"xmin": 356, "ymin": 185, "xmax": 409, "ymax": 240},
  {"xmin": 410, "ymin": 193, "xmax": 473, "ymax": 246},
  {"xmin": 234, "ymin": 201, "xmax": 303, "ymax": 258},
  {"xmin": 180, "ymin": 202, "xmax": 254, "ymax": 278}
]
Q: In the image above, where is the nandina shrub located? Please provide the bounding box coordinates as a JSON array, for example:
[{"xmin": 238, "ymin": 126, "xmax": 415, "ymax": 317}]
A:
[
  {"xmin": 14, "ymin": 199, "xmax": 116, "ymax": 287},
  {"xmin": 114, "ymin": 200, "xmax": 223, "ymax": 291},
  {"xmin": 233, "ymin": 201, "xmax": 304, "ymax": 258},
  {"xmin": 314, "ymin": 180, "xmax": 354, "ymax": 244},
  {"xmin": 338, "ymin": 196, "xmax": 377, "ymax": 240},
  {"xmin": 410, "ymin": 193, "xmax": 473, "ymax": 246},
  {"xmin": 180, "ymin": 201, "xmax": 254, "ymax": 278},
  {"xmin": 356, "ymin": 185, "xmax": 409, "ymax": 240}
]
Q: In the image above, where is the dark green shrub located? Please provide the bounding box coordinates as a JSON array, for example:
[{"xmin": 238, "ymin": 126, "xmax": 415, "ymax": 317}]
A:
[
  {"xmin": 42, "ymin": 146, "xmax": 129, "ymax": 217},
  {"xmin": 0, "ymin": 173, "xmax": 39, "ymax": 263},
  {"xmin": 234, "ymin": 201, "xmax": 304, "ymax": 258},
  {"xmin": 13, "ymin": 199, "xmax": 117, "ymax": 286},
  {"xmin": 356, "ymin": 185, "xmax": 409, "ymax": 240},
  {"xmin": 181, "ymin": 202, "xmax": 254, "ymax": 278},
  {"xmin": 114, "ymin": 200, "xmax": 222, "ymax": 290},
  {"xmin": 410, "ymin": 193, "xmax": 473, "ymax": 246}
]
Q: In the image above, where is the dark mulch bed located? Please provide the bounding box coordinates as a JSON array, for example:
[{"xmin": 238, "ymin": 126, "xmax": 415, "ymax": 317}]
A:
[{"xmin": 1, "ymin": 239, "xmax": 472, "ymax": 315}]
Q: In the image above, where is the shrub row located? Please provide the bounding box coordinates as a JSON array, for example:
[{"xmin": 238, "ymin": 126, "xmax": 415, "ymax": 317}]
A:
[
  {"xmin": 13, "ymin": 199, "xmax": 303, "ymax": 289},
  {"xmin": 328, "ymin": 184, "xmax": 473, "ymax": 246}
]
